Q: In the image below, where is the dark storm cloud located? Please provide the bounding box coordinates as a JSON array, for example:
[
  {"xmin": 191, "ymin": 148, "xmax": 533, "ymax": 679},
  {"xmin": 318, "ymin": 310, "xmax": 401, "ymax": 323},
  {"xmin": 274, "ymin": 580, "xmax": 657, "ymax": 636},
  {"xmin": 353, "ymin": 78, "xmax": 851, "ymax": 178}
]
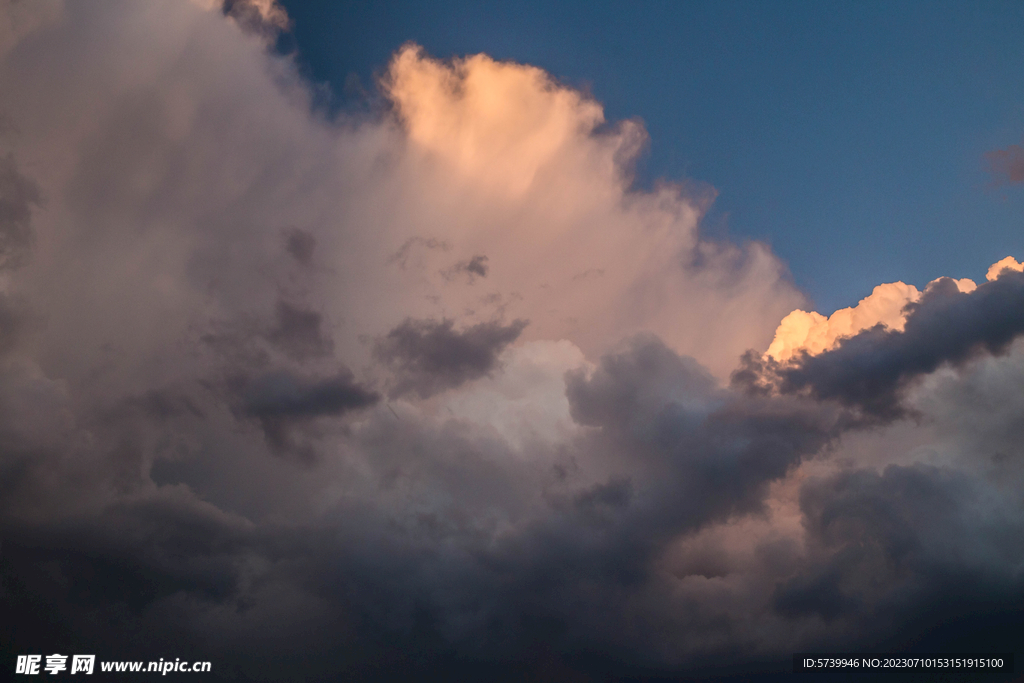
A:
[
  {"xmin": 986, "ymin": 143, "xmax": 1024, "ymax": 185},
  {"xmin": 374, "ymin": 317, "xmax": 528, "ymax": 398},
  {"xmin": 2, "ymin": 328, "xmax": 1021, "ymax": 681},
  {"xmin": 264, "ymin": 337, "xmax": 867, "ymax": 675},
  {"xmin": 772, "ymin": 463, "xmax": 1024, "ymax": 653},
  {"xmin": 242, "ymin": 369, "xmax": 379, "ymax": 457},
  {"xmin": 0, "ymin": 488, "xmax": 261, "ymax": 668},
  {"xmin": 566, "ymin": 335, "xmax": 849, "ymax": 537},
  {"xmin": 739, "ymin": 271, "xmax": 1024, "ymax": 418},
  {"xmin": 5, "ymin": 491, "xmax": 251, "ymax": 608},
  {"xmin": 0, "ymin": 153, "xmax": 41, "ymax": 269},
  {"xmin": 12, "ymin": 336, "xmax": 844, "ymax": 679},
  {"xmin": 243, "ymin": 370, "xmax": 377, "ymax": 419}
]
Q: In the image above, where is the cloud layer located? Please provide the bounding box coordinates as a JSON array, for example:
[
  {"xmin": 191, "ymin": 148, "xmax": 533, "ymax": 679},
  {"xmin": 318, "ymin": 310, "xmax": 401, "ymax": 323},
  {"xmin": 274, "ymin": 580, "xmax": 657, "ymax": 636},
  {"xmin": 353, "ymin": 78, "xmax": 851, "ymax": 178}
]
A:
[{"xmin": 0, "ymin": 2, "xmax": 1022, "ymax": 681}]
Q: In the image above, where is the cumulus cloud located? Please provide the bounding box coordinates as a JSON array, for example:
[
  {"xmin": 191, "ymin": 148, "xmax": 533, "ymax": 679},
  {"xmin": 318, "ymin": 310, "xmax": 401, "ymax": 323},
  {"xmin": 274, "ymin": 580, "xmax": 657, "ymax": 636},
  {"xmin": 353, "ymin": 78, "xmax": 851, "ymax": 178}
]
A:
[
  {"xmin": 986, "ymin": 255, "xmax": 1024, "ymax": 281},
  {"xmin": 767, "ymin": 277, "xmax": 977, "ymax": 362},
  {"xmin": 745, "ymin": 271, "xmax": 1024, "ymax": 419},
  {"xmin": 372, "ymin": 44, "xmax": 803, "ymax": 376},
  {"xmin": 0, "ymin": 2, "xmax": 1022, "ymax": 680}
]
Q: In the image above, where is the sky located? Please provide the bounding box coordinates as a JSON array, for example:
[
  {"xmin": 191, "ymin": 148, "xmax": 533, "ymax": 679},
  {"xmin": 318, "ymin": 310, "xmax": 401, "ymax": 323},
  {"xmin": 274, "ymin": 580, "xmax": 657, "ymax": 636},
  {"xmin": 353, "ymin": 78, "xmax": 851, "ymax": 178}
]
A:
[
  {"xmin": 1, "ymin": 1, "xmax": 1023, "ymax": 681},
  {"xmin": 279, "ymin": 0, "xmax": 1024, "ymax": 313}
]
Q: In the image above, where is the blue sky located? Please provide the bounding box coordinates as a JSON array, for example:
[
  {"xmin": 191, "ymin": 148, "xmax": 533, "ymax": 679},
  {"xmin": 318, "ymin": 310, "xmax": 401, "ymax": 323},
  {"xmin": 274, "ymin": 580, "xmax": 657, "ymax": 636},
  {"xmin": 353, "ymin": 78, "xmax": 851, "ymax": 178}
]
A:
[{"xmin": 280, "ymin": 0, "xmax": 1024, "ymax": 312}]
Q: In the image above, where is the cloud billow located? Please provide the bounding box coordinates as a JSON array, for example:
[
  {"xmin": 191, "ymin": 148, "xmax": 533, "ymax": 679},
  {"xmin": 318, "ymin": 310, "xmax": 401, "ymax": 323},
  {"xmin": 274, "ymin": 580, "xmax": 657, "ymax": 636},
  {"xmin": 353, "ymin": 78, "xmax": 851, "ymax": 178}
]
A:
[
  {"xmin": 773, "ymin": 463, "xmax": 1024, "ymax": 653},
  {"xmin": 745, "ymin": 271, "xmax": 1024, "ymax": 418},
  {"xmin": 0, "ymin": 1, "xmax": 1022, "ymax": 680}
]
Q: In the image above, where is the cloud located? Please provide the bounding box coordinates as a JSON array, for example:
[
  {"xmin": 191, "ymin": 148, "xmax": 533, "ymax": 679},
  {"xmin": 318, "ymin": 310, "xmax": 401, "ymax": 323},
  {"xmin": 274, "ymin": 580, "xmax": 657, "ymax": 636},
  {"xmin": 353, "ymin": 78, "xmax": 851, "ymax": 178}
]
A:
[
  {"xmin": 0, "ymin": 1, "xmax": 1021, "ymax": 680},
  {"xmin": 0, "ymin": 0, "xmax": 62, "ymax": 58},
  {"xmin": 985, "ymin": 143, "xmax": 1024, "ymax": 185},
  {"xmin": 0, "ymin": 152, "xmax": 40, "ymax": 269},
  {"xmin": 373, "ymin": 44, "xmax": 803, "ymax": 376},
  {"xmin": 767, "ymin": 277, "xmax": 976, "ymax": 362},
  {"xmin": 284, "ymin": 228, "xmax": 316, "ymax": 266},
  {"xmin": 195, "ymin": 0, "xmax": 290, "ymax": 38},
  {"xmin": 242, "ymin": 369, "xmax": 378, "ymax": 458},
  {"xmin": 374, "ymin": 317, "xmax": 528, "ymax": 398},
  {"xmin": 441, "ymin": 253, "xmax": 489, "ymax": 282},
  {"xmin": 243, "ymin": 370, "xmax": 378, "ymax": 421},
  {"xmin": 774, "ymin": 463, "xmax": 1024, "ymax": 651},
  {"xmin": 986, "ymin": 255, "xmax": 1024, "ymax": 281},
  {"xmin": 267, "ymin": 300, "xmax": 333, "ymax": 360},
  {"xmin": 565, "ymin": 335, "xmax": 848, "ymax": 537},
  {"xmin": 755, "ymin": 271, "xmax": 1024, "ymax": 418}
]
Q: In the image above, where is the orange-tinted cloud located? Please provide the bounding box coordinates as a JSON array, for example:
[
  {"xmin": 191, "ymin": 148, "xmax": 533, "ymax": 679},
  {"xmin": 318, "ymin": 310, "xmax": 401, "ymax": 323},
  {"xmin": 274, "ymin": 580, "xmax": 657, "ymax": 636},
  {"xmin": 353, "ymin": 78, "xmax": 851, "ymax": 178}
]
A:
[
  {"xmin": 766, "ymin": 275, "xmax": 977, "ymax": 362},
  {"xmin": 375, "ymin": 45, "xmax": 804, "ymax": 376},
  {"xmin": 986, "ymin": 255, "xmax": 1024, "ymax": 281}
]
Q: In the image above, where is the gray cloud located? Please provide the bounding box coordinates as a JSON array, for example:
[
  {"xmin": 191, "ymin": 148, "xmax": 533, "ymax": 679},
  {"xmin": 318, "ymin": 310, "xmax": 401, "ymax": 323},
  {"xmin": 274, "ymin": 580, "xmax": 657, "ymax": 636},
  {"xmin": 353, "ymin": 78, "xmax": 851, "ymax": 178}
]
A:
[
  {"xmin": 374, "ymin": 317, "xmax": 528, "ymax": 398},
  {"xmin": 267, "ymin": 300, "xmax": 333, "ymax": 360},
  {"xmin": 242, "ymin": 369, "xmax": 379, "ymax": 458},
  {"xmin": 566, "ymin": 336, "xmax": 850, "ymax": 544},
  {"xmin": 2, "ymin": 329, "xmax": 1023, "ymax": 680},
  {"xmin": 0, "ymin": 293, "xmax": 23, "ymax": 356},
  {"xmin": 284, "ymin": 228, "xmax": 316, "ymax": 266},
  {"xmin": 442, "ymin": 254, "xmax": 489, "ymax": 282},
  {"xmin": 243, "ymin": 370, "xmax": 378, "ymax": 419},
  {"xmin": 0, "ymin": 152, "xmax": 40, "ymax": 269},
  {"xmin": 773, "ymin": 463, "xmax": 1024, "ymax": 653},
  {"xmin": 462, "ymin": 254, "xmax": 488, "ymax": 277}
]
